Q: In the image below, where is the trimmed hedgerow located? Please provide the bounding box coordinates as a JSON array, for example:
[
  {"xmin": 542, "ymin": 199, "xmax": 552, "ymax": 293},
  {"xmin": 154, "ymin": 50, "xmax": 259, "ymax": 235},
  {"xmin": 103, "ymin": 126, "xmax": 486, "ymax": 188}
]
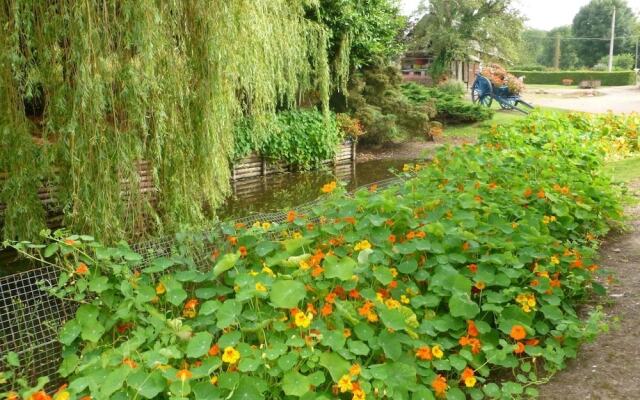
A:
[
  {"xmin": 510, "ymin": 71, "xmax": 637, "ymax": 86},
  {"xmin": 402, "ymin": 83, "xmax": 494, "ymax": 124}
]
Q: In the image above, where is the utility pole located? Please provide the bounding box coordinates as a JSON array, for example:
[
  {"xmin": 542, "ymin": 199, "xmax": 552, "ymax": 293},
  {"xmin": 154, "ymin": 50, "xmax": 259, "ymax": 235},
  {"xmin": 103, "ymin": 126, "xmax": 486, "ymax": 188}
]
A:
[
  {"xmin": 635, "ymin": 39, "xmax": 638, "ymax": 70},
  {"xmin": 553, "ymin": 34, "xmax": 561, "ymax": 69},
  {"xmin": 608, "ymin": 6, "xmax": 616, "ymax": 72}
]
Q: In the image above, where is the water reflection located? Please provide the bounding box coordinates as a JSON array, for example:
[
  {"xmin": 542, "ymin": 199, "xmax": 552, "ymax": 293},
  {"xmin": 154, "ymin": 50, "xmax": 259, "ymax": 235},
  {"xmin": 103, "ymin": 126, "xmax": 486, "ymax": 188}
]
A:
[{"xmin": 218, "ymin": 159, "xmax": 415, "ymax": 220}]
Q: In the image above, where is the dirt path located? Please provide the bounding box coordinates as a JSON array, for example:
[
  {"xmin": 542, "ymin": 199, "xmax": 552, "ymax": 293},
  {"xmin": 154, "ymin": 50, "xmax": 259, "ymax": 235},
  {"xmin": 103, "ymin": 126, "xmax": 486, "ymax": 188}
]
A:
[
  {"xmin": 356, "ymin": 136, "xmax": 474, "ymax": 162},
  {"xmin": 538, "ymin": 180, "xmax": 640, "ymax": 400},
  {"xmin": 525, "ymin": 85, "xmax": 640, "ymax": 114}
]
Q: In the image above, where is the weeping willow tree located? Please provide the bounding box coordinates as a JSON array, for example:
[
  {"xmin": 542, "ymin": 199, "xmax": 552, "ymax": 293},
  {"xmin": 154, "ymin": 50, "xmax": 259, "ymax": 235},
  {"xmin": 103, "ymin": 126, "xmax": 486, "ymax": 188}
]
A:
[{"xmin": 0, "ymin": 0, "xmax": 330, "ymax": 242}]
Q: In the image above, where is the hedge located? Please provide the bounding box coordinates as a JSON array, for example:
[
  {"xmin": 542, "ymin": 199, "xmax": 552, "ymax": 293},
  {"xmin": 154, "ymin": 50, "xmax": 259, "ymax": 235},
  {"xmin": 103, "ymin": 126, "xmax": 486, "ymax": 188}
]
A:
[{"xmin": 509, "ymin": 70, "xmax": 637, "ymax": 86}]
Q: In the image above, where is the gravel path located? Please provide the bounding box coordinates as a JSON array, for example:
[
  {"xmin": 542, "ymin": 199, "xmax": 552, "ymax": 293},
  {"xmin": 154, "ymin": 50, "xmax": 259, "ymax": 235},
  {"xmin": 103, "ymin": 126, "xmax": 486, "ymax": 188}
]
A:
[{"xmin": 525, "ymin": 85, "xmax": 640, "ymax": 114}]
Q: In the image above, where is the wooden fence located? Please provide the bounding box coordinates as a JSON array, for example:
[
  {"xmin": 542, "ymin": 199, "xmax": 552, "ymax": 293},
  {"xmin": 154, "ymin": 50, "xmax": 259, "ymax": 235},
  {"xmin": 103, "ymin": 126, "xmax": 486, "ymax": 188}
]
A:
[{"xmin": 231, "ymin": 140, "xmax": 356, "ymax": 181}]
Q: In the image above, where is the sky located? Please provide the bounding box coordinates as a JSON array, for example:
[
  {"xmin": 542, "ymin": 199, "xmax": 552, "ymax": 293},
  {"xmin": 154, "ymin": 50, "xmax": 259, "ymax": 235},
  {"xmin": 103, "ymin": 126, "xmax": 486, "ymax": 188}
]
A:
[{"xmin": 399, "ymin": 0, "xmax": 640, "ymax": 31}]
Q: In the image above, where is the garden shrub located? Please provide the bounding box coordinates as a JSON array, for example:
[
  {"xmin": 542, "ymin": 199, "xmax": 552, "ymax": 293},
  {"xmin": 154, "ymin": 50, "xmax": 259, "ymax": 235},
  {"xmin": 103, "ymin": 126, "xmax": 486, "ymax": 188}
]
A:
[
  {"xmin": 4, "ymin": 112, "xmax": 626, "ymax": 399},
  {"xmin": 402, "ymin": 83, "xmax": 494, "ymax": 124},
  {"xmin": 233, "ymin": 110, "xmax": 343, "ymax": 170},
  {"xmin": 436, "ymin": 81, "xmax": 465, "ymax": 97},
  {"xmin": 347, "ymin": 65, "xmax": 435, "ymax": 145},
  {"xmin": 510, "ymin": 70, "xmax": 637, "ymax": 86}
]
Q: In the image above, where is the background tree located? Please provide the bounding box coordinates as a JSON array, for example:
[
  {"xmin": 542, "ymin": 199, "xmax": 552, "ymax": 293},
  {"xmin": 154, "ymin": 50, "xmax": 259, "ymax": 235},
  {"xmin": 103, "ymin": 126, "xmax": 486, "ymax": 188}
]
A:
[
  {"xmin": 514, "ymin": 29, "xmax": 547, "ymax": 68},
  {"xmin": 409, "ymin": 0, "xmax": 524, "ymax": 78},
  {"xmin": 539, "ymin": 26, "xmax": 580, "ymax": 69},
  {"xmin": 572, "ymin": 0, "xmax": 637, "ymax": 67}
]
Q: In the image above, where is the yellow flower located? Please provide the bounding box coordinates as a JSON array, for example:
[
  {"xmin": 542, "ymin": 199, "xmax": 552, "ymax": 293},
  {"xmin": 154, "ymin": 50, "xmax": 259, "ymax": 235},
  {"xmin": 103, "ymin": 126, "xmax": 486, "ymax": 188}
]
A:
[
  {"xmin": 338, "ymin": 374, "xmax": 353, "ymax": 393},
  {"xmin": 354, "ymin": 240, "xmax": 372, "ymax": 251},
  {"xmin": 390, "ymin": 268, "xmax": 398, "ymax": 278},
  {"xmin": 155, "ymin": 282, "xmax": 166, "ymax": 295},
  {"xmin": 262, "ymin": 222, "xmax": 271, "ymax": 230},
  {"xmin": 349, "ymin": 364, "xmax": 361, "ymax": 376},
  {"xmin": 54, "ymin": 390, "xmax": 71, "ymax": 400},
  {"xmin": 299, "ymin": 260, "xmax": 311, "ymax": 270},
  {"xmin": 542, "ymin": 216, "xmax": 550, "ymax": 224},
  {"xmin": 222, "ymin": 346, "xmax": 241, "ymax": 364},
  {"xmin": 293, "ymin": 231, "xmax": 303, "ymax": 239},
  {"xmin": 255, "ymin": 283, "xmax": 267, "ymax": 292},
  {"xmin": 402, "ymin": 164, "xmax": 412, "ymax": 172},
  {"xmin": 249, "ymin": 270, "xmax": 258, "ymax": 276},
  {"xmin": 464, "ymin": 376, "xmax": 477, "ymax": 388},
  {"xmin": 550, "ymin": 256, "xmax": 560, "ymax": 265},
  {"xmin": 512, "ymin": 222, "xmax": 519, "ymax": 229},
  {"xmin": 432, "ymin": 345, "xmax": 444, "ymax": 359},
  {"xmin": 210, "ymin": 375, "xmax": 219, "ymax": 385},
  {"xmin": 294, "ymin": 312, "xmax": 313, "ymax": 328},
  {"xmin": 262, "ymin": 265, "xmax": 275, "ymax": 277},
  {"xmin": 400, "ymin": 295, "xmax": 410, "ymax": 304},
  {"xmin": 385, "ymin": 299, "xmax": 400, "ymax": 309}
]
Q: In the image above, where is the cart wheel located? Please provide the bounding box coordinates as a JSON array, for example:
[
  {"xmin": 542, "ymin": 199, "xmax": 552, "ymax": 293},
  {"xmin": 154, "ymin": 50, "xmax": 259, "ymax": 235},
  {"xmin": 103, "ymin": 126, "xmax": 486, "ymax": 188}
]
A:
[{"xmin": 471, "ymin": 76, "xmax": 493, "ymax": 108}]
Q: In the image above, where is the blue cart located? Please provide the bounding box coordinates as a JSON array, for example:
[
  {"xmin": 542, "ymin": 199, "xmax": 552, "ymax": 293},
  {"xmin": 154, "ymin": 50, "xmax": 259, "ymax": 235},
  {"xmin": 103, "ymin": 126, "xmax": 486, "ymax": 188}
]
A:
[{"xmin": 471, "ymin": 73, "xmax": 534, "ymax": 114}]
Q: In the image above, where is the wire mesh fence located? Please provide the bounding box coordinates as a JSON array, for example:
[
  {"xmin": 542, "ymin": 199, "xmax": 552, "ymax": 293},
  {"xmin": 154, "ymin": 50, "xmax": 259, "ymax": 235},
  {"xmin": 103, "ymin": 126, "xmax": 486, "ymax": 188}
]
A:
[{"xmin": 0, "ymin": 176, "xmax": 404, "ymax": 392}]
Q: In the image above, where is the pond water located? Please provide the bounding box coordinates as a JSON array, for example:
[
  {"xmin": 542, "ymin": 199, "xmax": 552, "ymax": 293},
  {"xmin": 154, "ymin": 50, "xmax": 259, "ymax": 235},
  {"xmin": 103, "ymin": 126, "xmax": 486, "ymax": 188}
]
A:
[
  {"xmin": 218, "ymin": 159, "xmax": 413, "ymax": 220},
  {"xmin": 0, "ymin": 158, "xmax": 416, "ymax": 276}
]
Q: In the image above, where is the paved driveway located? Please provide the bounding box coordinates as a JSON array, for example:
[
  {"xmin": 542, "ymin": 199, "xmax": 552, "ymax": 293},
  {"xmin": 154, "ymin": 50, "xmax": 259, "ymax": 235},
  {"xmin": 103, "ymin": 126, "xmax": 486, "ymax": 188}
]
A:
[{"xmin": 524, "ymin": 85, "xmax": 640, "ymax": 114}]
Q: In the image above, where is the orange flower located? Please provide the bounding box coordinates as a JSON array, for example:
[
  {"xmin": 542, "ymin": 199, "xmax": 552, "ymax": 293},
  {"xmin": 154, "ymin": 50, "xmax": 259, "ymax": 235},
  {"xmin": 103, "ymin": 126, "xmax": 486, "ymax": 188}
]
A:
[
  {"xmin": 238, "ymin": 246, "xmax": 247, "ymax": 257},
  {"xmin": 208, "ymin": 343, "xmax": 220, "ymax": 356},
  {"xmin": 526, "ymin": 338, "xmax": 540, "ymax": 346},
  {"xmin": 406, "ymin": 231, "xmax": 416, "ymax": 240},
  {"xmin": 387, "ymin": 280, "xmax": 398, "ymax": 289},
  {"xmin": 176, "ymin": 369, "xmax": 193, "ymax": 382},
  {"xmin": 343, "ymin": 328, "xmax": 352, "ymax": 338},
  {"xmin": 550, "ymin": 278, "xmax": 561, "ymax": 288},
  {"xmin": 321, "ymin": 303, "xmax": 333, "ymax": 317},
  {"xmin": 287, "ymin": 210, "xmax": 296, "ymax": 223},
  {"xmin": 459, "ymin": 336, "xmax": 482, "ymax": 354},
  {"xmin": 210, "ymin": 249, "xmax": 220, "ymax": 260},
  {"xmin": 474, "ymin": 281, "xmax": 486, "ymax": 290},
  {"xmin": 431, "ymin": 374, "xmax": 448, "ymax": 397},
  {"xmin": 343, "ymin": 216, "xmax": 356, "ymax": 225},
  {"xmin": 415, "ymin": 231, "xmax": 426, "ymax": 239},
  {"xmin": 571, "ymin": 258, "xmax": 583, "ymax": 268},
  {"xmin": 537, "ymin": 189, "xmax": 546, "ymax": 199},
  {"xmin": 416, "ymin": 346, "xmax": 432, "ymax": 360},
  {"xmin": 29, "ymin": 391, "xmax": 52, "ymax": 400},
  {"xmin": 75, "ymin": 263, "xmax": 89, "ymax": 275},
  {"xmin": 325, "ymin": 293, "xmax": 337, "ymax": 304},
  {"xmin": 227, "ymin": 236, "xmax": 238, "ymax": 246},
  {"xmin": 523, "ymin": 187, "xmax": 533, "ymax": 197},
  {"xmin": 358, "ymin": 301, "xmax": 374, "ymax": 317},
  {"xmin": 184, "ymin": 298, "xmax": 199, "ymax": 309},
  {"xmin": 530, "ymin": 279, "xmax": 539, "ymax": 287},
  {"xmin": 311, "ymin": 266, "xmax": 324, "ymax": 278},
  {"xmin": 369, "ymin": 184, "xmax": 378, "ymax": 192},
  {"xmin": 63, "ymin": 239, "xmax": 76, "ymax": 246},
  {"xmin": 462, "ymin": 242, "xmax": 470, "ymax": 251},
  {"xmin": 488, "ymin": 182, "xmax": 498, "ymax": 190},
  {"xmin": 123, "ymin": 358, "xmax": 138, "ymax": 368},
  {"xmin": 514, "ymin": 341, "xmax": 526, "ymax": 354},
  {"xmin": 510, "ymin": 325, "xmax": 526, "ymax": 340},
  {"xmin": 348, "ymin": 289, "xmax": 360, "ymax": 299},
  {"xmin": 467, "ymin": 264, "xmax": 478, "ymax": 273},
  {"xmin": 467, "ymin": 320, "xmax": 479, "ymax": 337},
  {"xmin": 321, "ymin": 181, "xmax": 337, "ymax": 193},
  {"xmin": 388, "ymin": 234, "xmax": 396, "ymax": 244},
  {"xmin": 234, "ymin": 222, "xmax": 246, "ymax": 229}
]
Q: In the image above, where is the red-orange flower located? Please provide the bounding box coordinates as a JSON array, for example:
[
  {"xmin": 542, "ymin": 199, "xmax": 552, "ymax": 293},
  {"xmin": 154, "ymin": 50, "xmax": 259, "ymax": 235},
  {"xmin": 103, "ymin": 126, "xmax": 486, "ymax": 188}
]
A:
[
  {"xmin": 537, "ymin": 189, "xmax": 546, "ymax": 199},
  {"xmin": 75, "ymin": 263, "xmax": 89, "ymax": 275},
  {"xmin": 123, "ymin": 358, "xmax": 138, "ymax": 368},
  {"xmin": 176, "ymin": 369, "xmax": 193, "ymax": 382},
  {"xmin": 462, "ymin": 242, "xmax": 470, "ymax": 251},
  {"xmin": 523, "ymin": 187, "xmax": 533, "ymax": 197},
  {"xmin": 510, "ymin": 325, "xmax": 526, "ymax": 340},
  {"xmin": 514, "ymin": 341, "xmax": 526, "ymax": 354},
  {"xmin": 467, "ymin": 320, "xmax": 479, "ymax": 337},
  {"xmin": 321, "ymin": 303, "xmax": 333, "ymax": 317},
  {"xmin": 348, "ymin": 289, "xmax": 360, "ymax": 299},
  {"xmin": 238, "ymin": 246, "xmax": 247, "ymax": 257},
  {"xmin": 287, "ymin": 210, "xmax": 296, "ymax": 223},
  {"xmin": 388, "ymin": 234, "xmax": 396, "ymax": 244},
  {"xmin": 29, "ymin": 391, "xmax": 52, "ymax": 400},
  {"xmin": 526, "ymin": 338, "xmax": 540, "ymax": 346},
  {"xmin": 208, "ymin": 343, "xmax": 220, "ymax": 356},
  {"xmin": 431, "ymin": 374, "xmax": 448, "ymax": 397},
  {"xmin": 325, "ymin": 293, "xmax": 337, "ymax": 304},
  {"xmin": 227, "ymin": 236, "xmax": 238, "ymax": 246},
  {"xmin": 416, "ymin": 346, "xmax": 432, "ymax": 360},
  {"xmin": 467, "ymin": 263, "xmax": 478, "ymax": 273}
]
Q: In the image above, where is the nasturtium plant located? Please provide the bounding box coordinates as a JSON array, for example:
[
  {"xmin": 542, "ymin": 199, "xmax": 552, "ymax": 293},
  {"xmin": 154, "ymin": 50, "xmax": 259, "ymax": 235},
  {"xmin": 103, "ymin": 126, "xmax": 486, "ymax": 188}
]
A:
[{"xmin": 3, "ymin": 112, "xmax": 629, "ymax": 399}]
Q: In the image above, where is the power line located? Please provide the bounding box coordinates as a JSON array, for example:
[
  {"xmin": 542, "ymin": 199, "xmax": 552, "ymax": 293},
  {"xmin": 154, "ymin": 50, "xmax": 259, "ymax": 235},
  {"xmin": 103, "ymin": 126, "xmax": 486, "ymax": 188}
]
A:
[{"xmin": 522, "ymin": 35, "xmax": 637, "ymax": 41}]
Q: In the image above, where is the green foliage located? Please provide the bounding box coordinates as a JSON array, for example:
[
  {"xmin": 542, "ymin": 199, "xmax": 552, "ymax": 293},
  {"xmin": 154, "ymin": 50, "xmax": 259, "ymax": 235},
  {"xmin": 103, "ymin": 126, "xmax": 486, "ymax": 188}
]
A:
[
  {"xmin": 5, "ymin": 111, "xmax": 627, "ymax": 399},
  {"xmin": 595, "ymin": 53, "xmax": 636, "ymax": 71},
  {"xmin": 409, "ymin": 0, "xmax": 524, "ymax": 79},
  {"xmin": 402, "ymin": 83, "xmax": 494, "ymax": 124},
  {"xmin": 436, "ymin": 81, "xmax": 466, "ymax": 97},
  {"xmin": 538, "ymin": 26, "xmax": 580, "ymax": 70},
  {"xmin": 0, "ymin": 0, "xmax": 331, "ymax": 243},
  {"xmin": 511, "ymin": 70, "xmax": 637, "ymax": 86},
  {"xmin": 348, "ymin": 65, "xmax": 435, "ymax": 145},
  {"xmin": 514, "ymin": 29, "xmax": 547, "ymax": 67},
  {"xmin": 572, "ymin": 0, "xmax": 638, "ymax": 67},
  {"xmin": 233, "ymin": 110, "xmax": 343, "ymax": 170}
]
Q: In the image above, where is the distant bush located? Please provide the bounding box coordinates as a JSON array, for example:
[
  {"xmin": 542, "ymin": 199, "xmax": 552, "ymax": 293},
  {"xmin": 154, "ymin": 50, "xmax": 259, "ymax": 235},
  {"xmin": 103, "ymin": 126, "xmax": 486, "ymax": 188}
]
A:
[
  {"xmin": 402, "ymin": 83, "xmax": 494, "ymax": 124},
  {"xmin": 437, "ymin": 80, "xmax": 466, "ymax": 97},
  {"xmin": 510, "ymin": 70, "xmax": 636, "ymax": 86},
  {"xmin": 596, "ymin": 53, "xmax": 635, "ymax": 71},
  {"xmin": 510, "ymin": 64, "xmax": 546, "ymax": 71}
]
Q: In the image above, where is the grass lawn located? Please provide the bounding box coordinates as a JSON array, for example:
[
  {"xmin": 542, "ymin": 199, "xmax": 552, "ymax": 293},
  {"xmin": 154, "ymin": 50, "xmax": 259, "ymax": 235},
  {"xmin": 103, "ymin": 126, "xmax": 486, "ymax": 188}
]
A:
[
  {"xmin": 605, "ymin": 156, "xmax": 640, "ymax": 183},
  {"xmin": 443, "ymin": 105, "xmax": 571, "ymax": 138}
]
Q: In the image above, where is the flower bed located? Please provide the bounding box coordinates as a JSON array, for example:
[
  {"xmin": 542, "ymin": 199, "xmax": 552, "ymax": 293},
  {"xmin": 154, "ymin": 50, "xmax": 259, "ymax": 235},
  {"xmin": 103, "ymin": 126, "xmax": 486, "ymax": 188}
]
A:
[{"xmin": 4, "ymin": 113, "xmax": 625, "ymax": 399}]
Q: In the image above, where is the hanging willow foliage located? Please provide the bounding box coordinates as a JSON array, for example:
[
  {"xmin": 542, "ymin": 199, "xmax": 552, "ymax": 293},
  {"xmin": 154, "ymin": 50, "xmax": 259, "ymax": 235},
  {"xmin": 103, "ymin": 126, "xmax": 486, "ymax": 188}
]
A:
[{"xmin": 0, "ymin": 0, "xmax": 330, "ymax": 242}]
